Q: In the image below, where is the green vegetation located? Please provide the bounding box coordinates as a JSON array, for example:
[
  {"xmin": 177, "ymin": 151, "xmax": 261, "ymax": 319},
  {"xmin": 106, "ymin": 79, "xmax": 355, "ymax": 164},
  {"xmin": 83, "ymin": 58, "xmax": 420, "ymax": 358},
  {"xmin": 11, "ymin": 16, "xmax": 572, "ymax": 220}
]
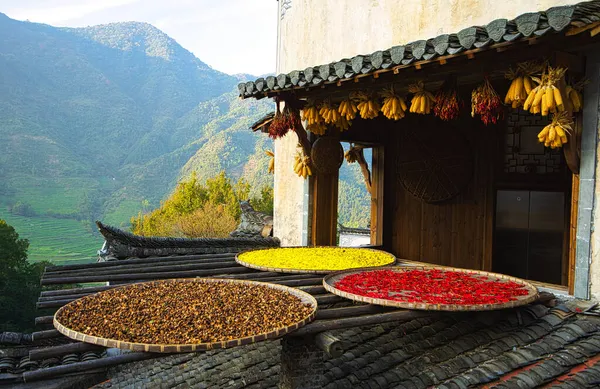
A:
[
  {"xmin": 0, "ymin": 219, "xmax": 50, "ymax": 332},
  {"xmin": 0, "ymin": 209, "xmax": 100, "ymax": 265},
  {"xmin": 0, "ymin": 14, "xmax": 274, "ymax": 262},
  {"xmin": 131, "ymin": 172, "xmax": 273, "ymax": 238},
  {"xmin": 0, "ymin": 13, "xmax": 368, "ymax": 263}
]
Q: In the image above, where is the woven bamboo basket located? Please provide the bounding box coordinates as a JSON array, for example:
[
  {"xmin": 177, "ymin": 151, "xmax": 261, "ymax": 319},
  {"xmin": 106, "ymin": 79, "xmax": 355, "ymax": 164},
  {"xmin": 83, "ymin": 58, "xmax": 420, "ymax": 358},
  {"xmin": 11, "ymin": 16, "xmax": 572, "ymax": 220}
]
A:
[
  {"xmin": 323, "ymin": 266, "xmax": 539, "ymax": 312},
  {"xmin": 396, "ymin": 122, "xmax": 473, "ymax": 203},
  {"xmin": 53, "ymin": 278, "xmax": 317, "ymax": 353},
  {"xmin": 235, "ymin": 246, "xmax": 397, "ymax": 275}
]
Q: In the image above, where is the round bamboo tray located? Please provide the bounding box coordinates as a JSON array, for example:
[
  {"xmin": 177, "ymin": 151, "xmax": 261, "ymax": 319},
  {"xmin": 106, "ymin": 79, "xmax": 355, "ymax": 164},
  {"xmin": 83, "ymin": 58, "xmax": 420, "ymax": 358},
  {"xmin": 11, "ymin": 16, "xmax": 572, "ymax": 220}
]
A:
[
  {"xmin": 323, "ymin": 266, "xmax": 539, "ymax": 311},
  {"xmin": 311, "ymin": 136, "xmax": 344, "ymax": 174},
  {"xmin": 53, "ymin": 278, "xmax": 317, "ymax": 353},
  {"xmin": 235, "ymin": 246, "xmax": 397, "ymax": 275}
]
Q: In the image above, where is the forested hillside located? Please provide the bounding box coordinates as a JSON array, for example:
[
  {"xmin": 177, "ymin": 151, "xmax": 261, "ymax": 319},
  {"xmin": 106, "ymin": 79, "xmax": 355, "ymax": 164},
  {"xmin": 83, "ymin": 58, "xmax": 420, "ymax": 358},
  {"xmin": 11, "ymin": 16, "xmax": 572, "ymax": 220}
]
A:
[
  {"xmin": 0, "ymin": 14, "xmax": 274, "ymax": 263},
  {"xmin": 0, "ymin": 13, "xmax": 368, "ymax": 264}
]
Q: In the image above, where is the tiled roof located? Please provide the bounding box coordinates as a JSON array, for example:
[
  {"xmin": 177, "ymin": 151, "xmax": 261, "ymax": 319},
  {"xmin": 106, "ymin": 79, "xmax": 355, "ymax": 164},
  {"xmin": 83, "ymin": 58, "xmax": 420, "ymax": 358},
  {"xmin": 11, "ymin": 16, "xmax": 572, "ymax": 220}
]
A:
[
  {"xmin": 96, "ymin": 220, "xmax": 280, "ymax": 260},
  {"xmin": 238, "ymin": 0, "xmax": 600, "ymax": 100},
  {"xmin": 0, "ymin": 351, "xmax": 105, "ymax": 375},
  {"xmin": 17, "ymin": 253, "xmax": 600, "ymax": 388},
  {"xmin": 92, "ymin": 342, "xmax": 280, "ymax": 389},
  {"xmin": 77, "ymin": 303, "xmax": 600, "ymax": 388}
]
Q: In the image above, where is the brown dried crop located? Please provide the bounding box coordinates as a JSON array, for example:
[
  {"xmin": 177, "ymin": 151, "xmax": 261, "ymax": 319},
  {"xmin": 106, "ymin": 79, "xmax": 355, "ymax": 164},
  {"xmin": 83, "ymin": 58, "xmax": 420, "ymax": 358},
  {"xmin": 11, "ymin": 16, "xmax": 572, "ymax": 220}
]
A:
[{"xmin": 55, "ymin": 280, "xmax": 315, "ymax": 345}]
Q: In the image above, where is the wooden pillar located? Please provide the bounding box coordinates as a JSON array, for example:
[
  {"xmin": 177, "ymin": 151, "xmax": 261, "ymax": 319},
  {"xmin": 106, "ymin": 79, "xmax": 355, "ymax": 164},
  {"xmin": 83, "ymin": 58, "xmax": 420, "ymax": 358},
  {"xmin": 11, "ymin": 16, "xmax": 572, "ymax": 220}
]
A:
[
  {"xmin": 555, "ymin": 51, "xmax": 584, "ymax": 294},
  {"xmin": 370, "ymin": 145, "xmax": 384, "ymax": 246},
  {"xmin": 311, "ymin": 170, "xmax": 339, "ymax": 246}
]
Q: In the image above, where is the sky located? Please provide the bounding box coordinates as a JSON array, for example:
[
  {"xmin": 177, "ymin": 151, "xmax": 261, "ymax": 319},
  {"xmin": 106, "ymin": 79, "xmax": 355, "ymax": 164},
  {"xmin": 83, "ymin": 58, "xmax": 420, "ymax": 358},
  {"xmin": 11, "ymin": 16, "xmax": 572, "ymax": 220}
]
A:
[{"xmin": 0, "ymin": 0, "xmax": 278, "ymax": 76}]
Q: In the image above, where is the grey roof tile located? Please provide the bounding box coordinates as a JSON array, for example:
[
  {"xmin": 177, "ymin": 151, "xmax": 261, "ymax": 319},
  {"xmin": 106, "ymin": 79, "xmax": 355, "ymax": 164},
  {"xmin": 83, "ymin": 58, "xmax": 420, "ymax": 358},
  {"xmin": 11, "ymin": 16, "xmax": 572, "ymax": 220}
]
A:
[{"xmin": 240, "ymin": 0, "xmax": 600, "ymax": 99}]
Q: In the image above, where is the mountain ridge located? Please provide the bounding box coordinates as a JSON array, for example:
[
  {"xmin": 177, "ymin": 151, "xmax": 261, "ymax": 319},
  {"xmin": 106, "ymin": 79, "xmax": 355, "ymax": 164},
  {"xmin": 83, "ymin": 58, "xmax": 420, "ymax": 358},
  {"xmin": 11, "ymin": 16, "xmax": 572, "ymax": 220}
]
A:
[
  {"xmin": 0, "ymin": 13, "xmax": 275, "ymax": 263},
  {"xmin": 0, "ymin": 13, "xmax": 369, "ymax": 265}
]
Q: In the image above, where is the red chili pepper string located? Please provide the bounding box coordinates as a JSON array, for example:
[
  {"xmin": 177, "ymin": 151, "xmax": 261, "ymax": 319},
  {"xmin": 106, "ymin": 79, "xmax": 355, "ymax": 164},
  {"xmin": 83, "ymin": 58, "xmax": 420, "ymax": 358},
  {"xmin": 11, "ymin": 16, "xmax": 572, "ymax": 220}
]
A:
[{"xmin": 334, "ymin": 269, "xmax": 529, "ymax": 305}]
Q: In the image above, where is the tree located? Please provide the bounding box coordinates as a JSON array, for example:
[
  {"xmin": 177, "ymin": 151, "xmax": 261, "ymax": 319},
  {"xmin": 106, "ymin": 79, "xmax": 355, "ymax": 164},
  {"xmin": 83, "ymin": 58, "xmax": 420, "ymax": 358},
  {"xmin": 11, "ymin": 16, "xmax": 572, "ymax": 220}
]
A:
[
  {"xmin": 250, "ymin": 185, "xmax": 274, "ymax": 216},
  {"xmin": 9, "ymin": 201, "xmax": 36, "ymax": 217},
  {"xmin": 0, "ymin": 220, "xmax": 51, "ymax": 332},
  {"xmin": 130, "ymin": 171, "xmax": 271, "ymax": 238}
]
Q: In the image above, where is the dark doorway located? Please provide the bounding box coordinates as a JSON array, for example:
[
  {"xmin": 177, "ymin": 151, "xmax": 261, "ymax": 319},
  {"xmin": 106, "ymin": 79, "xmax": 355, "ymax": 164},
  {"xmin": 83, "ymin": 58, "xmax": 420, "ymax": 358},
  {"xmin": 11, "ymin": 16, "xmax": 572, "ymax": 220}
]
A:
[{"xmin": 493, "ymin": 190, "xmax": 565, "ymax": 284}]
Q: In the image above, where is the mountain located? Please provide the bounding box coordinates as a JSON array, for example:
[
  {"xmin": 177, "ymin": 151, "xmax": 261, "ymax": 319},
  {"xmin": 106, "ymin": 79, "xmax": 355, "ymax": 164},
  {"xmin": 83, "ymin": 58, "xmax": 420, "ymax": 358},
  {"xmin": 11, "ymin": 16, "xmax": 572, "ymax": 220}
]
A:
[
  {"xmin": 0, "ymin": 14, "xmax": 369, "ymax": 265},
  {"xmin": 0, "ymin": 14, "xmax": 275, "ymax": 264}
]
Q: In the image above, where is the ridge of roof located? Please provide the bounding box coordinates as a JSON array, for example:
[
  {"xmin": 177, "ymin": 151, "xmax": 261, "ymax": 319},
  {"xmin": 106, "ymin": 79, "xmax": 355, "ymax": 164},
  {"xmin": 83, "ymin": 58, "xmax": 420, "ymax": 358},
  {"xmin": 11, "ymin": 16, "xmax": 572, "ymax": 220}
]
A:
[
  {"xmin": 238, "ymin": 0, "xmax": 600, "ymax": 100},
  {"xmin": 95, "ymin": 220, "xmax": 280, "ymax": 260}
]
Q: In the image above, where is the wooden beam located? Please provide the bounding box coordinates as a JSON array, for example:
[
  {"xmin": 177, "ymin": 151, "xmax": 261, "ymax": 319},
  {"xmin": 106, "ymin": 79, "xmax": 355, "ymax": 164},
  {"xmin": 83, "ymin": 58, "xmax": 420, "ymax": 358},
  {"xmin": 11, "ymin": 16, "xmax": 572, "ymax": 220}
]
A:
[
  {"xmin": 370, "ymin": 146, "xmax": 385, "ymax": 246},
  {"xmin": 290, "ymin": 310, "xmax": 435, "ymax": 336},
  {"xmin": 39, "ymin": 284, "xmax": 334, "ymax": 309},
  {"xmin": 569, "ymin": 172, "xmax": 580, "ymax": 295},
  {"xmin": 41, "ymin": 285, "xmax": 114, "ymax": 297},
  {"xmin": 35, "ymin": 316, "xmax": 54, "ymax": 326},
  {"xmin": 311, "ymin": 171, "xmax": 339, "ymax": 247},
  {"xmin": 45, "ymin": 260, "xmax": 238, "ymax": 278},
  {"xmin": 44, "ymin": 253, "xmax": 236, "ymax": 272},
  {"xmin": 315, "ymin": 304, "xmax": 391, "ymax": 320},
  {"xmin": 566, "ymin": 21, "xmax": 600, "ymax": 36},
  {"xmin": 314, "ymin": 332, "xmax": 343, "ymax": 358},
  {"xmin": 41, "ymin": 266, "xmax": 256, "ymax": 285},
  {"xmin": 31, "ymin": 329, "xmax": 62, "ymax": 342},
  {"xmin": 29, "ymin": 342, "xmax": 105, "ymax": 361},
  {"xmin": 554, "ymin": 51, "xmax": 583, "ymax": 294},
  {"xmin": 22, "ymin": 352, "xmax": 161, "ymax": 383}
]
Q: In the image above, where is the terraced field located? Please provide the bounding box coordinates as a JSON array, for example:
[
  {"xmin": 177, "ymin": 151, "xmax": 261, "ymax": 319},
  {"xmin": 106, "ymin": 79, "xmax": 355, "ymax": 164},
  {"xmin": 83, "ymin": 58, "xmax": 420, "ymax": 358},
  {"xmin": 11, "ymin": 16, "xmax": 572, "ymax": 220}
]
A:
[{"xmin": 0, "ymin": 209, "xmax": 101, "ymax": 265}]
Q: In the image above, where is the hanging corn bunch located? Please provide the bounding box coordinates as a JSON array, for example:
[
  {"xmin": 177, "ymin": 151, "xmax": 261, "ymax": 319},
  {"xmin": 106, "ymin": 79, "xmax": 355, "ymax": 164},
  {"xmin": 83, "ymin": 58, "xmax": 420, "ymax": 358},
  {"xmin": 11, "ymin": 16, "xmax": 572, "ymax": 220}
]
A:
[
  {"xmin": 408, "ymin": 80, "xmax": 436, "ymax": 115},
  {"xmin": 471, "ymin": 78, "xmax": 503, "ymax": 125},
  {"xmin": 537, "ymin": 111, "xmax": 573, "ymax": 149},
  {"xmin": 352, "ymin": 91, "xmax": 380, "ymax": 119},
  {"xmin": 344, "ymin": 145, "xmax": 362, "ymax": 163},
  {"xmin": 504, "ymin": 61, "xmax": 541, "ymax": 109},
  {"xmin": 265, "ymin": 150, "xmax": 275, "ymax": 174},
  {"xmin": 319, "ymin": 101, "xmax": 341, "ymax": 125},
  {"xmin": 565, "ymin": 79, "xmax": 587, "ymax": 112},
  {"xmin": 293, "ymin": 147, "xmax": 313, "ymax": 179},
  {"xmin": 319, "ymin": 101, "xmax": 352, "ymax": 131},
  {"xmin": 434, "ymin": 77, "xmax": 462, "ymax": 121},
  {"xmin": 338, "ymin": 98, "xmax": 358, "ymax": 121},
  {"xmin": 523, "ymin": 65, "xmax": 567, "ymax": 116},
  {"xmin": 565, "ymin": 85, "xmax": 583, "ymax": 112},
  {"xmin": 302, "ymin": 102, "xmax": 327, "ymax": 135},
  {"xmin": 380, "ymin": 87, "xmax": 408, "ymax": 120},
  {"xmin": 336, "ymin": 116, "xmax": 352, "ymax": 131}
]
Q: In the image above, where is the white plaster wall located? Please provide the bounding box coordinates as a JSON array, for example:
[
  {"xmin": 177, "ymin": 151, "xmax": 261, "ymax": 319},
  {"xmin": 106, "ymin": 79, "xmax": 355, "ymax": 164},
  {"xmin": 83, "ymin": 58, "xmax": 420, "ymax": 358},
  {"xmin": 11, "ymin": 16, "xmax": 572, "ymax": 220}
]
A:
[
  {"xmin": 273, "ymin": 0, "xmax": 581, "ymax": 246},
  {"xmin": 276, "ymin": 0, "xmax": 582, "ymax": 74},
  {"xmin": 273, "ymin": 130, "xmax": 307, "ymax": 246}
]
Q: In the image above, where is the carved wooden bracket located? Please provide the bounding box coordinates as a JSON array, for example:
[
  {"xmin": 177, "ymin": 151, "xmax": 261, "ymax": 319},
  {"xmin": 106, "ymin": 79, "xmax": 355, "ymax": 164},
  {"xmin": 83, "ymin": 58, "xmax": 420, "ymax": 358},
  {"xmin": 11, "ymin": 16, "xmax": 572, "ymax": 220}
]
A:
[{"xmin": 346, "ymin": 144, "xmax": 372, "ymax": 194}]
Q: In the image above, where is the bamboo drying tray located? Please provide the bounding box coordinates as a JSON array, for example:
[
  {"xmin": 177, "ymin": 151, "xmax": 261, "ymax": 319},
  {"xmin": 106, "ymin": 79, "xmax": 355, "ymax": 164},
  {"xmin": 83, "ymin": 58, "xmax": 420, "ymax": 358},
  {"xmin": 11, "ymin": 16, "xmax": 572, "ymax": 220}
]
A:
[
  {"xmin": 235, "ymin": 246, "xmax": 396, "ymax": 274},
  {"xmin": 323, "ymin": 266, "xmax": 539, "ymax": 311},
  {"xmin": 53, "ymin": 278, "xmax": 317, "ymax": 353}
]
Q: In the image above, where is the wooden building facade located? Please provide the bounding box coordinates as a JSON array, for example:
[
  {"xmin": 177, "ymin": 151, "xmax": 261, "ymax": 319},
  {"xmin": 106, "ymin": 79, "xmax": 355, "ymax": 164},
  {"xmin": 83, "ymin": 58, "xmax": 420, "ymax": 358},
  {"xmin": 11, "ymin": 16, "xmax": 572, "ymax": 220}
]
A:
[{"xmin": 240, "ymin": 1, "xmax": 600, "ymax": 299}]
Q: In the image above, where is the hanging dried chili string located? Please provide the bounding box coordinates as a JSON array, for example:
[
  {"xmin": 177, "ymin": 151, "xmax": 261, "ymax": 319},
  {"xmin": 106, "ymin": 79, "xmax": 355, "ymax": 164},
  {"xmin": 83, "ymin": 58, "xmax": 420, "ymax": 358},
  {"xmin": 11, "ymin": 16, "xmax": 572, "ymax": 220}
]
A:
[
  {"xmin": 268, "ymin": 97, "xmax": 303, "ymax": 139},
  {"xmin": 434, "ymin": 77, "xmax": 462, "ymax": 121},
  {"xmin": 471, "ymin": 77, "xmax": 504, "ymax": 125}
]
